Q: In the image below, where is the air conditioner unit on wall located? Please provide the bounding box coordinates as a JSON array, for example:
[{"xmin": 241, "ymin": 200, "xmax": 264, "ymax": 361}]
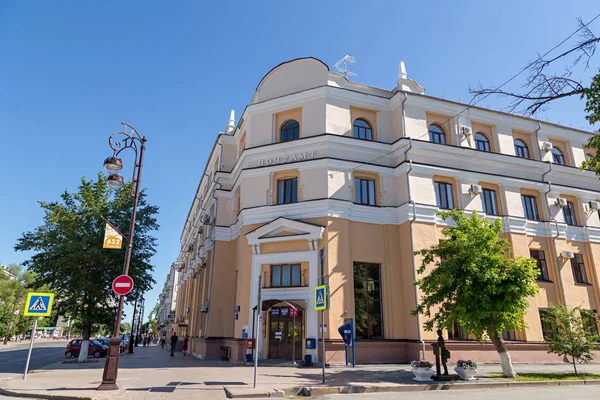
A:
[
  {"xmin": 555, "ymin": 198, "xmax": 568, "ymax": 208},
  {"xmin": 561, "ymin": 251, "xmax": 575, "ymax": 259},
  {"xmin": 469, "ymin": 184, "xmax": 482, "ymax": 195},
  {"xmin": 589, "ymin": 201, "xmax": 600, "ymax": 210},
  {"xmin": 201, "ymin": 301, "xmax": 209, "ymax": 313},
  {"xmin": 461, "ymin": 126, "xmax": 472, "ymax": 136},
  {"xmin": 542, "ymin": 142, "xmax": 553, "ymax": 152},
  {"xmin": 198, "ymin": 227, "xmax": 204, "ymax": 235}
]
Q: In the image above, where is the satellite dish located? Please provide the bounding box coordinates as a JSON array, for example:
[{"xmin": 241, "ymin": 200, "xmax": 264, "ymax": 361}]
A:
[{"xmin": 457, "ymin": 116, "xmax": 469, "ymax": 126}]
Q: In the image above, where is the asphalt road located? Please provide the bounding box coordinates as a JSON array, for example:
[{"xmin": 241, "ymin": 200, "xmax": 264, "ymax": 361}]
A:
[
  {"xmin": 312, "ymin": 386, "xmax": 599, "ymax": 400},
  {"xmin": 0, "ymin": 339, "xmax": 67, "ymax": 378}
]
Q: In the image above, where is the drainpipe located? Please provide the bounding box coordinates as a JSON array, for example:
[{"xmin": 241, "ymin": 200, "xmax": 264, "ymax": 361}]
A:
[
  {"xmin": 404, "ymin": 138, "xmax": 426, "ymax": 359},
  {"xmin": 204, "ymin": 134, "xmax": 224, "ymax": 338},
  {"xmin": 542, "ymin": 162, "xmax": 567, "ymax": 305},
  {"xmin": 401, "ymin": 93, "xmax": 409, "ymax": 138},
  {"xmin": 535, "ymin": 121, "xmax": 542, "ymax": 161}
]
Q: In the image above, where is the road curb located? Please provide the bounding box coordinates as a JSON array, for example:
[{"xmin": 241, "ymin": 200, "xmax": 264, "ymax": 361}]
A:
[
  {"xmin": 0, "ymin": 387, "xmax": 93, "ymax": 400},
  {"xmin": 301, "ymin": 379, "xmax": 600, "ymax": 397},
  {"xmin": 224, "ymin": 386, "xmax": 286, "ymax": 398}
]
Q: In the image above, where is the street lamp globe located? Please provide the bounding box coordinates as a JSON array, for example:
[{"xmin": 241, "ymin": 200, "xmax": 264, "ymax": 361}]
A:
[
  {"xmin": 107, "ymin": 174, "xmax": 125, "ymax": 190},
  {"xmin": 103, "ymin": 157, "xmax": 123, "ymax": 174}
]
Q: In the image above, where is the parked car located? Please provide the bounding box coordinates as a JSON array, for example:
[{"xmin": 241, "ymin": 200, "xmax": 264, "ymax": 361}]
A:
[
  {"xmin": 64, "ymin": 339, "xmax": 108, "ymax": 358},
  {"xmin": 96, "ymin": 337, "xmax": 129, "ymax": 352}
]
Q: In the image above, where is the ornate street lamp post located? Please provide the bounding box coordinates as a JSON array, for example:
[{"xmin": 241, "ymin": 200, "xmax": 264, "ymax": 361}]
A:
[{"xmin": 98, "ymin": 123, "xmax": 146, "ymax": 391}]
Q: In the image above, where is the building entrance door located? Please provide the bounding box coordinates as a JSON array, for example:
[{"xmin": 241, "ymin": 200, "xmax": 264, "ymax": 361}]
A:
[{"xmin": 268, "ymin": 307, "xmax": 303, "ymax": 361}]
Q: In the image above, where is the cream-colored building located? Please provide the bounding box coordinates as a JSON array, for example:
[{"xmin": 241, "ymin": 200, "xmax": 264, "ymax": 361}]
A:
[
  {"xmin": 168, "ymin": 57, "xmax": 600, "ymax": 364},
  {"xmin": 157, "ymin": 266, "xmax": 179, "ymax": 336}
]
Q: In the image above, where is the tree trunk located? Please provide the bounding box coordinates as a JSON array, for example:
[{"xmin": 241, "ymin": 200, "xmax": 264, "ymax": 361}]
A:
[
  {"xmin": 4, "ymin": 298, "xmax": 18, "ymax": 345},
  {"xmin": 572, "ymin": 356, "xmax": 578, "ymax": 376},
  {"xmin": 78, "ymin": 318, "xmax": 92, "ymax": 363},
  {"xmin": 490, "ymin": 333, "xmax": 517, "ymax": 378}
]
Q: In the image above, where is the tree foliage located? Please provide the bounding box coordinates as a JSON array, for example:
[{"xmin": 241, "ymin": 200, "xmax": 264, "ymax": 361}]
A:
[
  {"xmin": 0, "ymin": 265, "xmax": 37, "ymax": 340},
  {"xmin": 541, "ymin": 304, "xmax": 599, "ymax": 375},
  {"xmin": 413, "ymin": 210, "xmax": 539, "ymax": 377},
  {"xmin": 14, "ymin": 173, "xmax": 158, "ymax": 349}
]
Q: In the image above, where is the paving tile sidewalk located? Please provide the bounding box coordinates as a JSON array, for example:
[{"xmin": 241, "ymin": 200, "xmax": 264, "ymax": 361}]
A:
[{"xmin": 1, "ymin": 345, "xmax": 599, "ymax": 400}]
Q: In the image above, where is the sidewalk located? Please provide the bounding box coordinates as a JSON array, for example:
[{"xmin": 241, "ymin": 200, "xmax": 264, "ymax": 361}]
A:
[{"xmin": 1, "ymin": 344, "xmax": 599, "ymax": 400}]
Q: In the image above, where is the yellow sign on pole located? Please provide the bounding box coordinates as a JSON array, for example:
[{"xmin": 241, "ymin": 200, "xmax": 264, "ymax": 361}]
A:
[
  {"xmin": 103, "ymin": 223, "xmax": 123, "ymax": 249},
  {"xmin": 23, "ymin": 292, "xmax": 54, "ymax": 317}
]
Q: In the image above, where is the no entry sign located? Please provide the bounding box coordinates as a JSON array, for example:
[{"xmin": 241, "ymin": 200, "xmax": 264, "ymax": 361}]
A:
[{"xmin": 112, "ymin": 275, "xmax": 134, "ymax": 296}]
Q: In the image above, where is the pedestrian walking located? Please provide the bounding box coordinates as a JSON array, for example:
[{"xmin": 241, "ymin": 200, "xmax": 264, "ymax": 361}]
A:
[
  {"xmin": 160, "ymin": 336, "xmax": 166, "ymax": 349},
  {"xmin": 170, "ymin": 332, "xmax": 178, "ymax": 357},
  {"xmin": 182, "ymin": 336, "xmax": 189, "ymax": 356}
]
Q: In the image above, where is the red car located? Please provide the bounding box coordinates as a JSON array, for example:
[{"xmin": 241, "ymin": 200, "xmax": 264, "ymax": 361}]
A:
[{"xmin": 65, "ymin": 339, "xmax": 107, "ymax": 358}]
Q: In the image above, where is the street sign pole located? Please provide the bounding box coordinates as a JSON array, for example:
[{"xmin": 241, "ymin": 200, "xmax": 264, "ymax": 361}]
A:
[
  {"xmin": 321, "ymin": 307, "xmax": 325, "ymax": 384},
  {"xmin": 253, "ymin": 274, "xmax": 262, "ymax": 388},
  {"xmin": 23, "ymin": 317, "xmax": 38, "ymax": 380},
  {"xmin": 351, "ymin": 318, "xmax": 356, "ymax": 367}
]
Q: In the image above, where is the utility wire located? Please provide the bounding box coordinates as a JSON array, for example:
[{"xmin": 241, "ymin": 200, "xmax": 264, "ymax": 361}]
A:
[{"xmin": 333, "ymin": 13, "xmax": 600, "ymax": 177}]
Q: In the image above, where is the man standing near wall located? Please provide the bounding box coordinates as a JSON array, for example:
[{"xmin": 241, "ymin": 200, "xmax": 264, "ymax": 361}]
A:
[{"xmin": 170, "ymin": 332, "xmax": 178, "ymax": 357}]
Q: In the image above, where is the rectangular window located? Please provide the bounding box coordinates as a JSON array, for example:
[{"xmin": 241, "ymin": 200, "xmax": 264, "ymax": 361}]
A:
[
  {"xmin": 521, "ymin": 195, "xmax": 540, "ymax": 221},
  {"xmin": 571, "ymin": 254, "xmax": 588, "ymax": 284},
  {"xmin": 562, "ymin": 201, "xmax": 577, "ymax": 226},
  {"xmin": 355, "ymin": 178, "xmax": 376, "ymax": 206},
  {"xmin": 482, "ymin": 189, "xmax": 499, "ymax": 216},
  {"xmin": 353, "ymin": 262, "xmax": 383, "ymax": 340},
  {"xmin": 277, "ymin": 178, "xmax": 298, "ymax": 205},
  {"xmin": 502, "ymin": 329, "xmax": 516, "ymax": 341},
  {"xmin": 270, "ymin": 264, "xmax": 301, "ymax": 287},
  {"xmin": 539, "ymin": 309, "xmax": 557, "ymax": 340},
  {"xmin": 434, "ymin": 182, "xmax": 454, "ymax": 210},
  {"xmin": 447, "ymin": 322, "xmax": 468, "ymax": 340},
  {"xmin": 530, "ymin": 249, "xmax": 550, "ymax": 281},
  {"xmin": 581, "ymin": 310, "xmax": 599, "ymax": 337}
]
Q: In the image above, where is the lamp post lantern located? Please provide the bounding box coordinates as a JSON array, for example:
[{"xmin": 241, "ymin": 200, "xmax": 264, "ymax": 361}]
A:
[{"xmin": 98, "ymin": 123, "xmax": 146, "ymax": 391}]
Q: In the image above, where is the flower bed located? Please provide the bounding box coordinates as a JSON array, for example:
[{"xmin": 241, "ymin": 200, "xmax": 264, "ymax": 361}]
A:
[
  {"xmin": 411, "ymin": 360, "xmax": 434, "ymax": 382},
  {"xmin": 454, "ymin": 359, "xmax": 477, "ymax": 380}
]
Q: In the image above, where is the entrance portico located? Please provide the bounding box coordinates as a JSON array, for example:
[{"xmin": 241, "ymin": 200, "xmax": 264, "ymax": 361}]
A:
[{"xmin": 246, "ymin": 218, "xmax": 324, "ymax": 362}]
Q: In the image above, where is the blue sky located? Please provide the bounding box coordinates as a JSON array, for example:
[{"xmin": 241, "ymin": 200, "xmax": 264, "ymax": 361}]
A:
[{"xmin": 1, "ymin": 1, "xmax": 599, "ymax": 323}]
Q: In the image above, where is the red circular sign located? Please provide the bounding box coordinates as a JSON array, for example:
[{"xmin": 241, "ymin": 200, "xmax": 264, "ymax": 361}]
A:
[{"xmin": 112, "ymin": 275, "xmax": 134, "ymax": 296}]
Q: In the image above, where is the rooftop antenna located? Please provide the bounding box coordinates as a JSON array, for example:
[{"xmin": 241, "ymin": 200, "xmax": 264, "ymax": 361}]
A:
[{"xmin": 333, "ymin": 55, "xmax": 357, "ymax": 78}]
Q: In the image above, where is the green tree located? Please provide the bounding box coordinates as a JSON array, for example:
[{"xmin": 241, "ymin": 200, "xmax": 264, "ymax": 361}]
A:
[
  {"xmin": 15, "ymin": 173, "xmax": 158, "ymax": 361},
  {"xmin": 121, "ymin": 322, "xmax": 131, "ymax": 334},
  {"xmin": 541, "ymin": 304, "xmax": 599, "ymax": 375},
  {"xmin": 413, "ymin": 210, "xmax": 539, "ymax": 377},
  {"xmin": 0, "ymin": 265, "xmax": 37, "ymax": 343}
]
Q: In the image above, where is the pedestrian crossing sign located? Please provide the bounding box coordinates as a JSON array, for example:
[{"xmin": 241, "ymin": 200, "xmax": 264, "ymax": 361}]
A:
[
  {"xmin": 23, "ymin": 292, "xmax": 54, "ymax": 317},
  {"xmin": 314, "ymin": 285, "xmax": 328, "ymax": 311}
]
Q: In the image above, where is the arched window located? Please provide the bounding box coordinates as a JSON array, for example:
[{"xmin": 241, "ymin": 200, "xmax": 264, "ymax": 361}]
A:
[
  {"xmin": 474, "ymin": 133, "xmax": 490, "ymax": 152},
  {"xmin": 429, "ymin": 124, "xmax": 446, "ymax": 144},
  {"xmin": 552, "ymin": 147, "xmax": 565, "ymax": 165},
  {"xmin": 514, "ymin": 139, "xmax": 530, "ymax": 159},
  {"xmin": 280, "ymin": 120, "xmax": 299, "ymax": 142},
  {"xmin": 353, "ymin": 119, "xmax": 373, "ymax": 141}
]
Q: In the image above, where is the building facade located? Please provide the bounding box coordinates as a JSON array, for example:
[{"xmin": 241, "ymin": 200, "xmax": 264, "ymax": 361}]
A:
[
  {"xmin": 157, "ymin": 265, "xmax": 179, "ymax": 336},
  {"xmin": 168, "ymin": 57, "xmax": 600, "ymax": 364}
]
